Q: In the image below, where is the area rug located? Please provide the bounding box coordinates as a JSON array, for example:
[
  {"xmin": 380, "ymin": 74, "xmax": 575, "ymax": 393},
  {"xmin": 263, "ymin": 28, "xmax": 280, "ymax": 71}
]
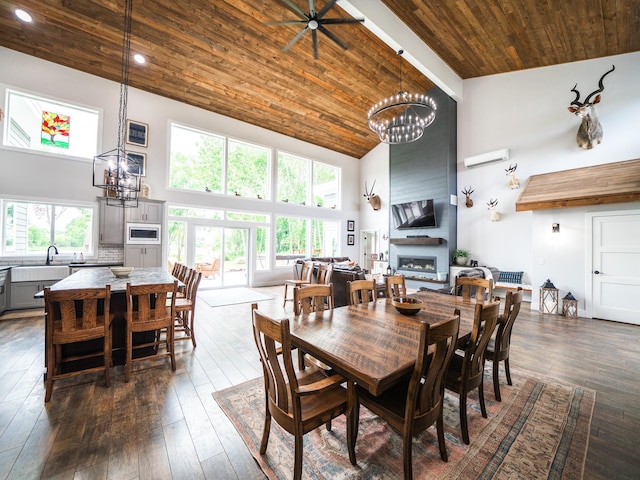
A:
[
  {"xmin": 212, "ymin": 370, "xmax": 594, "ymax": 479},
  {"xmin": 198, "ymin": 287, "xmax": 274, "ymax": 307}
]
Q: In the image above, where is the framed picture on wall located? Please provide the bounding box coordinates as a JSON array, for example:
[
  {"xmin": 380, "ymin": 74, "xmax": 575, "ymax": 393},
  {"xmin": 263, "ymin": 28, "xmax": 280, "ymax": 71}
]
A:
[
  {"xmin": 126, "ymin": 151, "xmax": 146, "ymax": 176},
  {"xmin": 126, "ymin": 119, "xmax": 148, "ymax": 147},
  {"xmin": 347, "ymin": 234, "xmax": 355, "ymax": 245},
  {"xmin": 347, "ymin": 220, "xmax": 355, "ymax": 231}
]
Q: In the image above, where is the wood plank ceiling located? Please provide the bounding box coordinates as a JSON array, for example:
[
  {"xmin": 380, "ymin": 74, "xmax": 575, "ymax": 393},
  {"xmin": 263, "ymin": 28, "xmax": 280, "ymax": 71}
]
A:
[{"xmin": 1, "ymin": 0, "xmax": 639, "ymax": 159}]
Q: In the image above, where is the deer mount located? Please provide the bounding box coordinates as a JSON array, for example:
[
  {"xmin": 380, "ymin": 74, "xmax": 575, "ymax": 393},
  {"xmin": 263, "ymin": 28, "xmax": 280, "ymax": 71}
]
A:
[
  {"xmin": 505, "ymin": 164, "xmax": 520, "ymax": 189},
  {"xmin": 487, "ymin": 198, "xmax": 499, "ymax": 222},
  {"xmin": 461, "ymin": 187, "xmax": 474, "ymax": 208},
  {"xmin": 363, "ymin": 180, "xmax": 381, "ymax": 211},
  {"xmin": 568, "ymin": 65, "xmax": 615, "ymax": 150}
]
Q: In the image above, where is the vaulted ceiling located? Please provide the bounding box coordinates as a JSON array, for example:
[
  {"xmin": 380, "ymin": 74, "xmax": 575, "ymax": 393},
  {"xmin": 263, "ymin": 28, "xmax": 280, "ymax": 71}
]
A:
[{"xmin": 1, "ymin": 0, "xmax": 638, "ymax": 158}]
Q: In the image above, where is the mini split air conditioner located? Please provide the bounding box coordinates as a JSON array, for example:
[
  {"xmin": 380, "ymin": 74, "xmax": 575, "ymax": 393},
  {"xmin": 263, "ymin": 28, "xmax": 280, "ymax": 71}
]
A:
[{"xmin": 463, "ymin": 148, "xmax": 510, "ymax": 168}]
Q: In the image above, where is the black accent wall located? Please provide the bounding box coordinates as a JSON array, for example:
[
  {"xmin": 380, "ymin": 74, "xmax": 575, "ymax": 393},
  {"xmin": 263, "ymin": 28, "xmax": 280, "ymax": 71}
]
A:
[{"xmin": 389, "ymin": 86, "xmax": 457, "ymax": 285}]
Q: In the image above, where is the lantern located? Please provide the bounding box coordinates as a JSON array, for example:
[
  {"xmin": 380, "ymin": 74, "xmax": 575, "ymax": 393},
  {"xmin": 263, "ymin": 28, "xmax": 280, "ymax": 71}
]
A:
[
  {"xmin": 562, "ymin": 292, "xmax": 578, "ymax": 317},
  {"xmin": 539, "ymin": 279, "xmax": 559, "ymax": 314}
]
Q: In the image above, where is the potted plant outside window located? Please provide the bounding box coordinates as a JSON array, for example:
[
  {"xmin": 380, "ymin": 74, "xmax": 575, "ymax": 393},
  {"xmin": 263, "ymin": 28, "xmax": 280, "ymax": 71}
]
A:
[{"xmin": 453, "ymin": 248, "xmax": 470, "ymax": 266}]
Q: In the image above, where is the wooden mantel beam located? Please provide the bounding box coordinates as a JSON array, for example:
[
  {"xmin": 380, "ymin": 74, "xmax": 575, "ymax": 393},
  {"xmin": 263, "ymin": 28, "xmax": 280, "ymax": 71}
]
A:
[{"xmin": 515, "ymin": 159, "xmax": 640, "ymax": 211}]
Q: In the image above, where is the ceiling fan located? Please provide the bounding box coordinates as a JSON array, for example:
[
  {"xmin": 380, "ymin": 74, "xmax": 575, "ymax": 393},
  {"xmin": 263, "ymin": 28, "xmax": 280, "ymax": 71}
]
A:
[{"xmin": 266, "ymin": 0, "xmax": 364, "ymax": 59}]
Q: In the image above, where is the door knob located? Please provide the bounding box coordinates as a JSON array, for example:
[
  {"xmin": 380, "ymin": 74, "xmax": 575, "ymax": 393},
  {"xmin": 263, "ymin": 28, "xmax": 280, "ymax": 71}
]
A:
[{"xmin": 594, "ymin": 270, "xmax": 601, "ymax": 274}]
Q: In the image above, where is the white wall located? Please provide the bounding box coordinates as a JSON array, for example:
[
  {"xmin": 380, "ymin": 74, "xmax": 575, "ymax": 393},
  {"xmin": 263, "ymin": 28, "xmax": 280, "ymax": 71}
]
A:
[
  {"xmin": 0, "ymin": 48, "xmax": 362, "ymax": 284},
  {"xmin": 458, "ymin": 51, "xmax": 640, "ymax": 313},
  {"xmin": 361, "ymin": 51, "xmax": 640, "ymax": 314},
  {"xmin": 359, "ymin": 142, "xmax": 390, "ymax": 257}
]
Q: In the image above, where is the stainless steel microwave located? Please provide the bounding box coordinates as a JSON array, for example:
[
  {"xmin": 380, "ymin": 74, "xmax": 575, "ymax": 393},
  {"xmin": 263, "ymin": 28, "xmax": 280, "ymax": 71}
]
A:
[{"xmin": 126, "ymin": 223, "xmax": 162, "ymax": 244}]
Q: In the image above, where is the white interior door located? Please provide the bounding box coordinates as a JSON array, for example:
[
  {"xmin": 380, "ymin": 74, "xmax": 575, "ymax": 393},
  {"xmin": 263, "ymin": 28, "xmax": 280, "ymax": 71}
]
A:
[
  {"xmin": 360, "ymin": 230, "xmax": 377, "ymax": 271},
  {"xmin": 591, "ymin": 213, "xmax": 640, "ymax": 324}
]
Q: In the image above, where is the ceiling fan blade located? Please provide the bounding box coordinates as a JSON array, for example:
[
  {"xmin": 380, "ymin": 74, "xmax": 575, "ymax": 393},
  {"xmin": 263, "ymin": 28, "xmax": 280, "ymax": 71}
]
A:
[
  {"xmin": 283, "ymin": 26, "xmax": 310, "ymax": 52},
  {"xmin": 320, "ymin": 18, "xmax": 365, "ymax": 25},
  {"xmin": 312, "ymin": 29, "xmax": 319, "ymax": 59},
  {"xmin": 308, "ymin": 0, "xmax": 315, "ymax": 17},
  {"xmin": 276, "ymin": 0, "xmax": 309, "ymax": 19},
  {"xmin": 318, "ymin": 25, "xmax": 348, "ymax": 50},
  {"xmin": 265, "ymin": 20, "xmax": 308, "ymax": 26},
  {"xmin": 316, "ymin": 0, "xmax": 337, "ymax": 19}
]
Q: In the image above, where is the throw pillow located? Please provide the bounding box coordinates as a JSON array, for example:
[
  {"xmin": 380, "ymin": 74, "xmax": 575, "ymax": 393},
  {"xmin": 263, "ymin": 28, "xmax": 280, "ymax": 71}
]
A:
[{"xmin": 498, "ymin": 271, "xmax": 524, "ymax": 284}]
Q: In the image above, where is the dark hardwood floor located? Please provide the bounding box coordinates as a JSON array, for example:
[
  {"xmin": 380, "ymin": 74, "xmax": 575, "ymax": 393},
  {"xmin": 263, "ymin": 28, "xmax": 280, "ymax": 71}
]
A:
[{"xmin": 0, "ymin": 286, "xmax": 638, "ymax": 479}]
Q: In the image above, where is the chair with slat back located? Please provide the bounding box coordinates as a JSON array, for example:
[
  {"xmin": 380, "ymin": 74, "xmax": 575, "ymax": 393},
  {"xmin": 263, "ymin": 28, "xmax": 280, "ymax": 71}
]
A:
[
  {"xmin": 293, "ymin": 284, "xmax": 334, "ymax": 371},
  {"xmin": 347, "ymin": 279, "xmax": 376, "ymax": 305},
  {"xmin": 455, "ymin": 276, "xmax": 493, "ymax": 301},
  {"xmin": 283, "ymin": 260, "xmax": 313, "ymax": 308},
  {"xmin": 125, "ymin": 281, "xmax": 178, "ymax": 382},
  {"xmin": 445, "ymin": 301, "xmax": 500, "ymax": 444},
  {"xmin": 251, "ymin": 304, "xmax": 356, "ymax": 480},
  {"xmin": 173, "ymin": 268, "xmax": 202, "ymax": 347},
  {"xmin": 385, "ymin": 274, "xmax": 406, "ymax": 298},
  {"xmin": 43, "ymin": 286, "xmax": 113, "ymax": 402},
  {"xmin": 315, "ymin": 263, "xmax": 333, "ymax": 285},
  {"xmin": 486, "ymin": 288, "xmax": 524, "ymax": 401},
  {"xmin": 355, "ymin": 314, "xmax": 460, "ymax": 479}
]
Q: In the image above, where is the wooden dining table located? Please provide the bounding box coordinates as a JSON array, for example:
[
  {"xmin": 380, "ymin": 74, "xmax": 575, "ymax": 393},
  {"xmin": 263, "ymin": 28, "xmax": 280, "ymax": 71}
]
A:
[{"xmin": 289, "ymin": 290, "xmax": 488, "ymax": 396}]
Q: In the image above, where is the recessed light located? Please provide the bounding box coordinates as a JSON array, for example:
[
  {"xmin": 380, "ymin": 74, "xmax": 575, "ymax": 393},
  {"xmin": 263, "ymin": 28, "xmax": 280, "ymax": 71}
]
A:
[
  {"xmin": 15, "ymin": 8, "xmax": 33, "ymax": 22},
  {"xmin": 133, "ymin": 54, "xmax": 146, "ymax": 64}
]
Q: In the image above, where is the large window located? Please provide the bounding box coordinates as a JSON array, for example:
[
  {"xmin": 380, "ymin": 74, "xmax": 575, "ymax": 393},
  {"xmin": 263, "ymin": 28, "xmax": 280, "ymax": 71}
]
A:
[
  {"xmin": 227, "ymin": 139, "xmax": 270, "ymax": 198},
  {"xmin": 169, "ymin": 123, "xmax": 270, "ymax": 198},
  {"xmin": 1, "ymin": 200, "xmax": 94, "ymax": 256},
  {"xmin": 276, "ymin": 216, "xmax": 338, "ymax": 266},
  {"xmin": 277, "ymin": 152, "xmax": 340, "ymax": 209},
  {"xmin": 3, "ymin": 89, "xmax": 100, "ymax": 159},
  {"xmin": 169, "ymin": 124, "xmax": 224, "ymax": 193}
]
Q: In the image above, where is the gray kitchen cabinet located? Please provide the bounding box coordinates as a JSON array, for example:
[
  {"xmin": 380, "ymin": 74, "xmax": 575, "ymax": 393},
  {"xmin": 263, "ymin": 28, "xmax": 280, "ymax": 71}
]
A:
[
  {"xmin": 0, "ymin": 270, "xmax": 8, "ymax": 314},
  {"xmin": 124, "ymin": 245, "xmax": 162, "ymax": 268},
  {"xmin": 98, "ymin": 197, "xmax": 124, "ymax": 244},
  {"xmin": 125, "ymin": 199, "xmax": 164, "ymax": 224},
  {"xmin": 11, "ymin": 280, "xmax": 56, "ymax": 309}
]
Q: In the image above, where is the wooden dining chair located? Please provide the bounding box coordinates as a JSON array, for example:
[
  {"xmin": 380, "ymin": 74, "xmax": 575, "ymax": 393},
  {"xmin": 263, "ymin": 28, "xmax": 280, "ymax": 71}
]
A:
[
  {"xmin": 315, "ymin": 262, "xmax": 333, "ymax": 285},
  {"xmin": 293, "ymin": 284, "xmax": 334, "ymax": 370},
  {"xmin": 354, "ymin": 314, "xmax": 460, "ymax": 480},
  {"xmin": 251, "ymin": 304, "xmax": 356, "ymax": 480},
  {"xmin": 125, "ymin": 281, "xmax": 178, "ymax": 382},
  {"xmin": 43, "ymin": 286, "xmax": 113, "ymax": 402},
  {"xmin": 486, "ymin": 288, "xmax": 524, "ymax": 401},
  {"xmin": 347, "ymin": 279, "xmax": 376, "ymax": 305},
  {"xmin": 283, "ymin": 260, "xmax": 313, "ymax": 308},
  {"xmin": 173, "ymin": 268, "xmax": 202, "ymax": 347},
  {"xmin": 385, "ymin": 274, "xmax": 406, "ymax": 298},
  {"xmin": 455, "ymin": 276, "xmax": 493, "ymax": 301},
  {"xmin": 445, "ymin": 301, "xmax": 500, "ymax": 444}
]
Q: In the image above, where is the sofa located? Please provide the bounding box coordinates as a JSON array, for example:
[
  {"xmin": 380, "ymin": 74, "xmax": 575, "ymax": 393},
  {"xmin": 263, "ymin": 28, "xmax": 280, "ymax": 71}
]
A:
[{"xmin": 295, "ymin": 258, "xmax": 366, "ymax": 307}]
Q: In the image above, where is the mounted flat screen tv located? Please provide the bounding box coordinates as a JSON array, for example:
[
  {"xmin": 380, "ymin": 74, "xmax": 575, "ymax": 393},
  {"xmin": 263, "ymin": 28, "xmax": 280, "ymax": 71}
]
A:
[{"xmin": 391, "ymin": 199, "xmax": 437, "ymax": 229}]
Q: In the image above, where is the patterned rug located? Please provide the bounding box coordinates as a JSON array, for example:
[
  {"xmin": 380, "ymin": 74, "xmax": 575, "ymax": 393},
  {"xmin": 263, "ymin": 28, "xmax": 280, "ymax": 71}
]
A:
[{"xmin": 213, "ymin": 369, "xmax": 594, "ymax": 479}]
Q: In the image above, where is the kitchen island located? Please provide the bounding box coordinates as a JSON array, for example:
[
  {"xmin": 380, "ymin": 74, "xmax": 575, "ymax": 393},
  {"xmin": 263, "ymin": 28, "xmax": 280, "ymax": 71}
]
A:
[{"xmin": 40, "ymin": 267, "xmax": 180, "ymax": 370}]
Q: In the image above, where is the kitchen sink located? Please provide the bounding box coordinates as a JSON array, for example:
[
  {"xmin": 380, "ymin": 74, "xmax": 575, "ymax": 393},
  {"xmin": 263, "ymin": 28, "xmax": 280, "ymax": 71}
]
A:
[{"xmin": 11, "ymin": 266, "xmax": 70, "ymax": 282}]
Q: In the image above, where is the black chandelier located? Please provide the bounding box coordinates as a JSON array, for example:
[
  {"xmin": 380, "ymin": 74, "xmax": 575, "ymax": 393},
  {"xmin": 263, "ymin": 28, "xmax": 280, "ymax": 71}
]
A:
[{"xmin": 92, "ymin": 0, "xmax": 140, "ymax": 207}]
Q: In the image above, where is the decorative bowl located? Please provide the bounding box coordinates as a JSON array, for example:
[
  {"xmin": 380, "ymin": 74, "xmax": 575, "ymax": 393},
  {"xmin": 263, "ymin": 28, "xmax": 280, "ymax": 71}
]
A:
[
  {"xmin": 391, "ymin": 297, "xmax": 424, "ymax": 316},
  {"xmin": 110, "ymin": 266, "xmax": 134, "ymax": 278}
]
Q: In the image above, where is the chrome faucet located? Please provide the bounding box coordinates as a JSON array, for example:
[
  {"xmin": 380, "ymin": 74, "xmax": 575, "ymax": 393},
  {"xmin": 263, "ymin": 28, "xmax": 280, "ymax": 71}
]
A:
[{"xmin": 46, "ymin": 245, "xmax": 59, "ymax": 265}]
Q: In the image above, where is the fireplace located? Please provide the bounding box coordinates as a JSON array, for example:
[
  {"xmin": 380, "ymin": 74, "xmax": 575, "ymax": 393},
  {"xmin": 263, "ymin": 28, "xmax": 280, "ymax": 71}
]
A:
[{"xmin": 397, "ymin": 255, "xmax": 437, "ymax": 273}]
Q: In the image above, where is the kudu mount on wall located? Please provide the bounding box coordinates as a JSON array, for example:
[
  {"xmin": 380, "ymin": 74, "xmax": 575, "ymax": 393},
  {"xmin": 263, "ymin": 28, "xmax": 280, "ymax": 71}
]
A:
[{"xmin": 568, "ymin": 65, "xmax": 615, "ymax": 150}]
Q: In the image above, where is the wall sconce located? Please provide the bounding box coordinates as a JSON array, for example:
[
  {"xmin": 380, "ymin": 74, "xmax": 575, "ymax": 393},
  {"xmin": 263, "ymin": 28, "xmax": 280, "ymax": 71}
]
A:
[{"xmin": 552, "ymin": 223, "xmax": 560, "ymax": 233}]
